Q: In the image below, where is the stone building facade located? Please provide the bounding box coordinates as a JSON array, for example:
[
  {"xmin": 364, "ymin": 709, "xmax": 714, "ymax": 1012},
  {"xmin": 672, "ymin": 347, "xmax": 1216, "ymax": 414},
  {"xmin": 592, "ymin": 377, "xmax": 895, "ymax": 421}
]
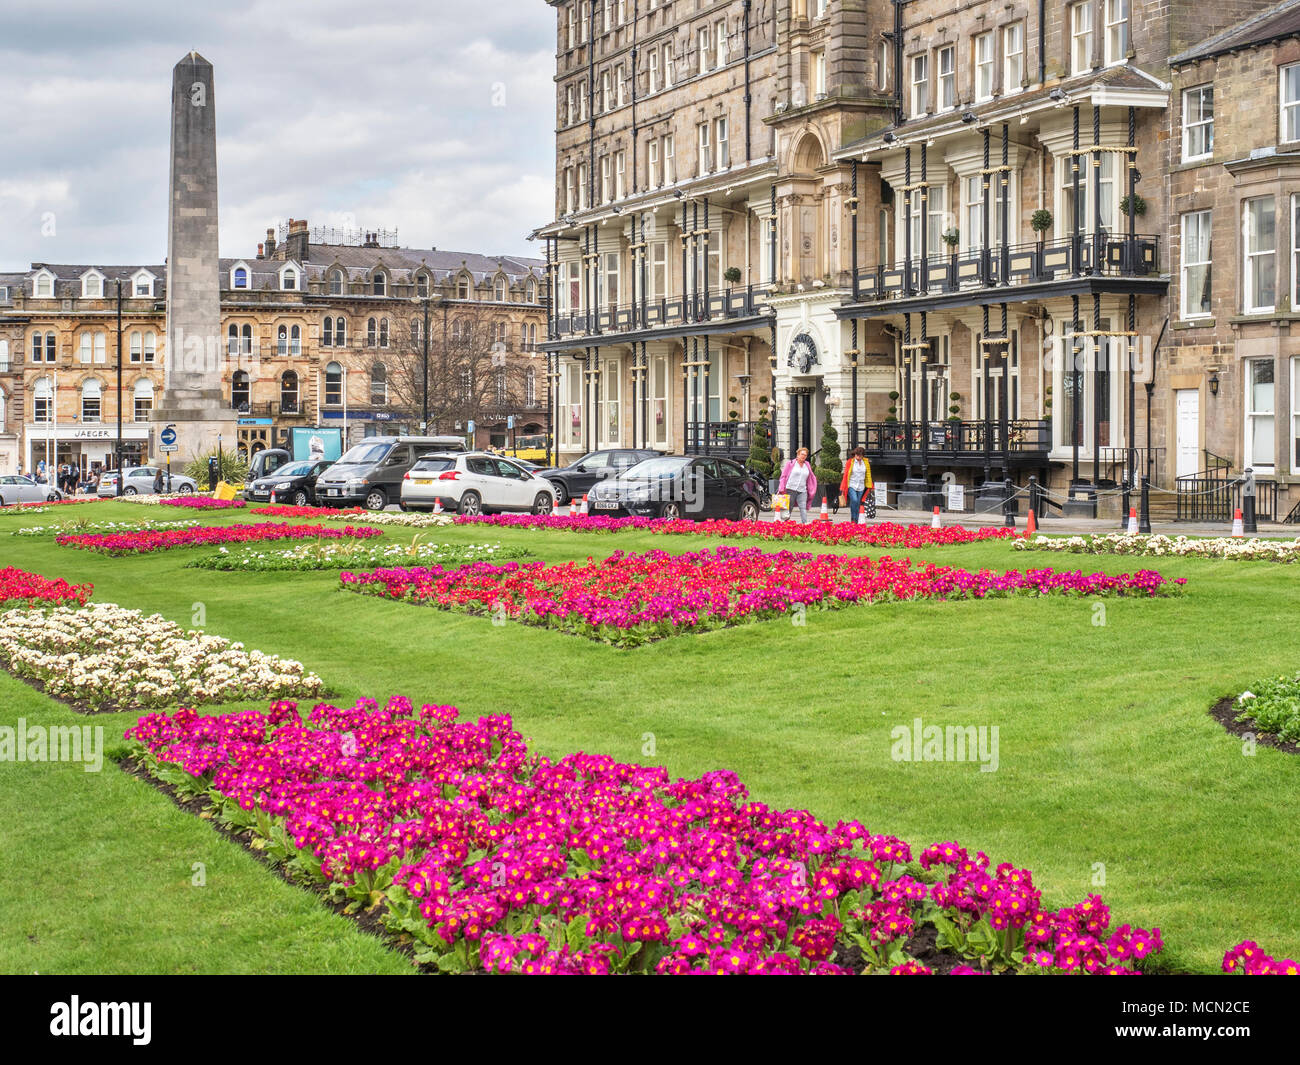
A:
[{"xmin": 0, "ymin": 222, "xmax": 548, "ymax": 477}]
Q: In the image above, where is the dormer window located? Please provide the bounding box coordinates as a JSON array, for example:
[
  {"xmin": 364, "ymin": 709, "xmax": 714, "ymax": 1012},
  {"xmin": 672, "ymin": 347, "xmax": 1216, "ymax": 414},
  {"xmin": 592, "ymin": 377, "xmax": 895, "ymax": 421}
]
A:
[
  {"xmin": 132, "ymin": 271, "xmax": 155, "ymax": 297},
  {"xmin": 372, "ymin": 272, "xmax": 387, "ymax": 296},
  {"xmin": 494, "ymin": 277, "xmax": 507, "ymax": 302},
  {"xmin": 526, "ymin": 280, "xmax": 537, "ymax": 303},
  {"xmin": 81, "ymin": 272, "xmax": 104, "ymax": 298},
  {"xmin": 33, "ymin": 270, "xmax": 55, "ymax": 298},
  {"xmin": 417, "ymin": 273, "xmax": 430, "ymax": 297},
  {"xmin": 457, "ymin": 276, "xmax": 471, "ymax": 299},
  {"xmin": 231, "ymin": 264, "xmax": 250, "ymax": 289},
  {"xmin": 329, "ymin": 269, "xmax": 344, "ymax": 295},
  {"xmin": 280, "ymin": 266, "xmax": 299, "ymax": 291}
]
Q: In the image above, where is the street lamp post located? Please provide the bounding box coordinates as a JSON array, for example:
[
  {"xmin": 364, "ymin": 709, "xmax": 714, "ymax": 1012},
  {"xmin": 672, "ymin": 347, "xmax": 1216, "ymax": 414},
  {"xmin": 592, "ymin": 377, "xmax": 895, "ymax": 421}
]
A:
[{"xmin": 115, "ymin": 278, "xmax": 124, "ymax": 496}]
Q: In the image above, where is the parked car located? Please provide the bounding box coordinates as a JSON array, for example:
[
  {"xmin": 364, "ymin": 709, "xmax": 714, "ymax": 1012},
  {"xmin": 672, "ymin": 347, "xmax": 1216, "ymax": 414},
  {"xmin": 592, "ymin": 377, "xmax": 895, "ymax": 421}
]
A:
[
  {"xmin": 587, "ymin": 455, "xmax": 764, "ymax": 521},
  {"xmin": 97, "ymin": 466, "xmax": 198, "ymax": 497},
  {"xmin": 243, "ymin": 459, "xmax": 334, "ymax": 506},
  {"xmin": 400, "ymin": 452, "xmax": 556, "ymax": 515},
  {"xmin": 536, "ymin": 448, "xmax": 664, "ymax": 505},
  {"xmin": 314, "ymin": 436, "xmax": 468, "ymax": 510},
  {"xmin": 0, "ymin": 474, "xmax": 63, "ymax": 506}
]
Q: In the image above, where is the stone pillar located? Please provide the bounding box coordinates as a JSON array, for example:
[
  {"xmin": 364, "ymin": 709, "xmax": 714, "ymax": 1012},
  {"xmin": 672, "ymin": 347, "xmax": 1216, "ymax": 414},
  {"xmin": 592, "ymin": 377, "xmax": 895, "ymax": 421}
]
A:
[{"xmin": 155, "ymin": 51, "xmax": 237, "ymax": 466}]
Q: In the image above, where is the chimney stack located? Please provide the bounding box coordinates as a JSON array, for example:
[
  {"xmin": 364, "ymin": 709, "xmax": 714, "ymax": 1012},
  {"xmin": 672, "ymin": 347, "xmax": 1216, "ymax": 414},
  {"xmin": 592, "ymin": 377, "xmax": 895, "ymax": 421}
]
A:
[
  {"xmin": 257, "ymin": 242, "xmax": 264, "ymax": 259},
  {"xmin": 264, "ymin": 227, "xmax": 277, "ymax": 258},
  {"xmin": 286, "ymin": 218, "xmax": 309, "ymax": 263}
]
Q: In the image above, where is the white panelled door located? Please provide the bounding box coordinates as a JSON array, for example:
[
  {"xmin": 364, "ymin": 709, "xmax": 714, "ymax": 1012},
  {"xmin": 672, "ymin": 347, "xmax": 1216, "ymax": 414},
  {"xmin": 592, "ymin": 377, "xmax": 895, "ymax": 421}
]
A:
[{"xmin": 1175, "ymin": 389, "xmax": 1199, "ymax": 478}]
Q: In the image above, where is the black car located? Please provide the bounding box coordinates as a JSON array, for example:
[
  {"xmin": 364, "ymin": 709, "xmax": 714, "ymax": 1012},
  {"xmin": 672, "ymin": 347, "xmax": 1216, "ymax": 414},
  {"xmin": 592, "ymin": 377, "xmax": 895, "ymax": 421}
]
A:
[
  {"xmin": 586, "ymin": 455, "xmax": 764, "ymax": 521},
  {"xmin": 244, "ymin": 459, "xmax": 334, "ymax": 506},
  {"xmin": 538, "ymin": 448, "xmax": 664, "ymax": 505}
]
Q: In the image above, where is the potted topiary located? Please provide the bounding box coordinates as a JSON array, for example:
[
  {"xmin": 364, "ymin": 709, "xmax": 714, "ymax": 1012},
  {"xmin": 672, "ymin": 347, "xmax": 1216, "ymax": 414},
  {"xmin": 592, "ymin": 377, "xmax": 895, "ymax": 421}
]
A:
[
  {"xmin": 1031, "ymin": 209, "xmax": 1052, "ymax": 251},
  {"xmin": 723, "ymin": 266, "xmax": 743, "ymax": 290},
  {"xmin": 814, "ymin": 409, "xmax": 842, "ymax": 509},
  {"xmin": 1119, "ymin": 194, "xmax": 1146, "ymax": 218},
  {"xmin": 948, "ymin": 391, "xmax": 962, "ymax": 422},
  {"xmin": 746, "ymin": 411, "xmax": 775, "ymax": 492}
]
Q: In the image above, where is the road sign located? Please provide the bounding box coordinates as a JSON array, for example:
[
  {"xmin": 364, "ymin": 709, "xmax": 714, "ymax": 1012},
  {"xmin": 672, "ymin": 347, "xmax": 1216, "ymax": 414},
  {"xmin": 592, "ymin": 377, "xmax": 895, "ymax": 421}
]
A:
[{"xmin": 159, "ymin": 426, "xmax": 178, "ymax": 453}]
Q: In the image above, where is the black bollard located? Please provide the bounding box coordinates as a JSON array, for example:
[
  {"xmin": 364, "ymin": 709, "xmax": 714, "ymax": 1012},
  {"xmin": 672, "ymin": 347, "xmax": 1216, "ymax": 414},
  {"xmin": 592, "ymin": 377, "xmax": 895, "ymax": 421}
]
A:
[{"xmin": 1003, "ymin": 477, "xmax": 1016, "ymax": 528}]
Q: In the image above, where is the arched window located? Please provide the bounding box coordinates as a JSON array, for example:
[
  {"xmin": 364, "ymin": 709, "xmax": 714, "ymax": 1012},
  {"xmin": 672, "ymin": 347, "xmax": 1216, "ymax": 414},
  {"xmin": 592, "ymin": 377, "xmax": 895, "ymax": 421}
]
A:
[
  {"xmin": 323, "ymin": 317, "xmax": 334, "ymax": 347},
  {"xmin": 81, "ymin": 379, "xmax": 102, "ymax": 423},
  {"xmin": 31, "ymin": 332, "xmax": 56, "ymax": 363},
  {"xmin": 526, "ymin": 279, "xmax": 537, "ymax": 303},
  {"xmin": 370, "ymin": 362, "xmax": 387, "ymax": 405},
  {"xmin": 142, "ymin": 332, "xmax": 156, "ymax": 363},
  {"xmin": 372, "ymin": 272, "xmax": 386, "ymax": 296},
  {"xmin": 452, "ymin": 318, "xmax": 466, "ymax": 342},
  {"xmin": 416, "ymin": 273, "xmax": 429, "ymax": 297},
  {"xmin": 290, "ymin": 324, "xmax": 301, "ymax": 355},
  {"xmin": 82, "ymin": 273, "xmax": 103, "ymax": 298},
  {"xmin": 329, "ymin": 269, "xmax": 344, "ymax": 295},
  {"xmin": 525, "ymin": 367, "xmax": 537, "ymax": 405},
  {"xmin": 366, "ymin": 317, "xmax": 377, "ymax": 347},
  {"xmin": 324, "ymin": 362, "xmax": 343, "ymax": 405},
  {"xmin": 280, "ymin": 371, "xmax": 299, "ymax": 413},
  {"xmin": 495, "ymin": 277, "xmax": 507, "ymax": 301},
  {"xmin": 457, "ymin": 276, "xmax": 470, "ymax": 299},
  {"xmin": 130, "ymin": 331, "xmax": 143, "ymax": 363},
  {"xmin": 231, "ymin": 370, "xmax": 250, "ymax": 412},
  {"xmin": 282, "ymin": 268, "xmax": 298, "ymax": 291},
  {"xmin": 379, "ymin": 318, "xmax": 389, "ymax": 348},
  {"xmin": 228, "ymin": 324, "xmax": 239, "ymax": 355},
  {"xmin": 34, "ymin": 273, "xmax": 53, "ymax": 298},
  {"xmin": 234, "ymin": 267, "xmax": 248, "ymax": 289},
  {"xmin": 411, "ymin": 317, "xmax": 422, "ymax": 346},
  {"xmin": 133, "ymin": 379, "xmax": 154, "ymax": 422},
  {"xmin": 241, "ymin": 324, "xmax": 253, "ymax": 355},
  {"xmin": 277, "ymin": 325, "xmax": 288, "ymax": 356},
  {"xmin": 32, "ymin": 377, "xmax": 53, "ymax": 422},
  {"xmin": 335, "ymin": 317, "xmax": 347, "ymax": 347}
]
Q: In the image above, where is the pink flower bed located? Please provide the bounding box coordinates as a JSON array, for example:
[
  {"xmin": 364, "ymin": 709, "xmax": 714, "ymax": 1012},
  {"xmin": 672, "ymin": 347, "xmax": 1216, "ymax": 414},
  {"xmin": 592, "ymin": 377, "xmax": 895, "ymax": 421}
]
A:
[
  {"xmin": 339, "ymin": 546, "xmax": 1185, "ymax": 645},
  {"xmin": 1222, "ymin": 941, "xmax": 1299, "ymax": 975},
  {"xmin": 0, "ymin": 566, "xmax": 93, "ymax": 608},
  {"xmin": 124, "ymin": 694, "xmax": 1177, "ymax": 975},
  {"xmin": 0, "ymin": 497, "xmax": 109, "ymax": 511},
  {"xmin": 157, "ymin": 496, "xmax": 246, "ymax": 510},
  {"xmin": 251, "ymin": 504, "xmax": 366, "ymax": 518},
  {"xmin": 458, "ymin": 513, "xmax": 1023, "ymax": 548},
  {"xmin": 56, "ymin": 522, "xmax": 382, "ymax": 555}
]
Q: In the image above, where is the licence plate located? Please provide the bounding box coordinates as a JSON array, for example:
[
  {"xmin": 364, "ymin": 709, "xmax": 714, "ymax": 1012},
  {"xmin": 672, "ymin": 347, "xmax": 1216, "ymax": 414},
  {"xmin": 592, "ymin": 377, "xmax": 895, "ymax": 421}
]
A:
[
  {"xmin": 413, "ymin": 478, "xmax": 433, "ymax": 486},
  {"xmin": 327, "ymin": 488, "xmax": 340, "ymax": 496},
  {"xmin": 594, "ymin": 501, "xmax": 618, "ymax": 510}
]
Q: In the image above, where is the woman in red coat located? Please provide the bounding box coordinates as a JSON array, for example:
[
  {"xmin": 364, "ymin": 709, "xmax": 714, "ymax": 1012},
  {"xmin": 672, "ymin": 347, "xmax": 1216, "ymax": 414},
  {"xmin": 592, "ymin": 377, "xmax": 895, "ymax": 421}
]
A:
[{"xmin": 839, "ymin": 446, "xmax": 874, "ymax": 524}]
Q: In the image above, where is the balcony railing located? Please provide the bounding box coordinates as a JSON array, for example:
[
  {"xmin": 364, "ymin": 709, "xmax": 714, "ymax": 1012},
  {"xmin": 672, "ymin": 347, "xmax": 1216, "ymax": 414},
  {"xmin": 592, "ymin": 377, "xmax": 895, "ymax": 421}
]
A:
[
  {"xmin": 685, "ymin": 420, "xmax": 760, "ymax": 459},
  {"xmin": 551, "ymin": 284, "xmax": 772, "ymax": 340},
  {"xmin": 850, "ymin": 419, "xmax": 1051, "ymax": 457},
  {"xmin": 855, "ymin": 233, "xmax": 1160, "ymax": 302}
]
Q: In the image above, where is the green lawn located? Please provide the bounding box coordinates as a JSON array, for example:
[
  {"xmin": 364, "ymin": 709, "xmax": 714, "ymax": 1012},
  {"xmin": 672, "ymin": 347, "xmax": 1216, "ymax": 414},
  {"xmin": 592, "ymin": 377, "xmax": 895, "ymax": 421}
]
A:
[{"xmin": 1, "ymin": 501, "xmax": 1296, "ymax": 974}]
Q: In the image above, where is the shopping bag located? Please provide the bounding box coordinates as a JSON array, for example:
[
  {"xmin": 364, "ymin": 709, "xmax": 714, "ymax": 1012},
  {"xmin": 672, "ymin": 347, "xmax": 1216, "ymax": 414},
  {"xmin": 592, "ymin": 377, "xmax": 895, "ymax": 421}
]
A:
[{"xmin": 772, "ymin": 493, "xmax": 790, "ymax": 512}]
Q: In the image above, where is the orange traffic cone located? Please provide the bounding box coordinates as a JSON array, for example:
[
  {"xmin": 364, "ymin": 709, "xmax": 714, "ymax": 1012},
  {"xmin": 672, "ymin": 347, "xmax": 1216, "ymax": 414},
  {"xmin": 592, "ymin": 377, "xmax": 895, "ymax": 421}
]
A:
[
  {"xmin": 569, "ymin": 499, "xmax": 577, "ymax": 517},
  {"xmin": 819, "ymin": 498, "xmax": 830, "ymax": 522},
  {"xmin": 857, "ymin": 507, "xmax": 868, "ymax": 526},
  {"xmin": 931, "ymin": 506, "xmax": 942, "ymax": 529},
  {"xmin": 1232, "ymin": 508, "xmax": 1244, "ymax": 537},
  {"xmin": 433, "ymin": 496, "xmax": 444, "ymax": 515},
  {"xmin": 551, "ymin": 496, "xmax": 561, "ymax": 517},
  {"xmin": 581, "ymin": 493, "xmax": 589, "ymax": 515},
  {"xmin": 1127, "ymin": 507, "xmax": 1138, "ymax": 535},
  {"xmin": 1027, "ymin": 508, "xmax": 1037, "ymax": 535}
]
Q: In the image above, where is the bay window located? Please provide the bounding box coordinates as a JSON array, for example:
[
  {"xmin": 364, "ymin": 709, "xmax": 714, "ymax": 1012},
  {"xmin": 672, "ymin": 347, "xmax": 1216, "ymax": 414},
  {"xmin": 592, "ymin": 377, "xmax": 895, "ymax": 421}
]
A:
[{"xmin": 1243, "ymin": 196, "xmax": 1276, "ymax": 314}]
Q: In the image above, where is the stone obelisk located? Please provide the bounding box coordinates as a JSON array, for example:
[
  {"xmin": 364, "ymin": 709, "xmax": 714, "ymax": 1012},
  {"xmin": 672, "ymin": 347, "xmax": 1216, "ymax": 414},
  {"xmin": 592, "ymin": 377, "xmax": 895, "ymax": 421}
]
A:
[{"xmin": 155, "ymin": 51, "xmax": 236, "ymax": 464}]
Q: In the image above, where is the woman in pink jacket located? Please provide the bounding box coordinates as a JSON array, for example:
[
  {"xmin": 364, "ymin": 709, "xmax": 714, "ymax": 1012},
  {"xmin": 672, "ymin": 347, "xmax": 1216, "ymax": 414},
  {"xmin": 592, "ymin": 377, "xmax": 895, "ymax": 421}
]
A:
[{"xmin": 777, "ymin": 447, "xmax": 818, "ymax": 522}]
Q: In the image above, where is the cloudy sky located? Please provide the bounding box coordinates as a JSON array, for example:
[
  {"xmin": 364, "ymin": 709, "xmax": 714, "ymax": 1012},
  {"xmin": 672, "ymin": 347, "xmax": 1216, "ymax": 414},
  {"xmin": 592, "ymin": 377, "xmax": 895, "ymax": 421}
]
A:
[{"xmin": 0, "ymin": 0, "xmax": 556, "ymax": 269}]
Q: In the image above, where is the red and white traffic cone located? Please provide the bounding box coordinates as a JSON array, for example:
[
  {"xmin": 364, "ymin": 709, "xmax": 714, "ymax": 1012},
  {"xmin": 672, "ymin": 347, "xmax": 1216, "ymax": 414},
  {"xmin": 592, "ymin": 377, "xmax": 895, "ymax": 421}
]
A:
[
  {"xmin": 1026, "ymin": 508, "xmax": 1037, "ymax": 535},
  {"xmin": 581, "ymin": 493, "xmax": 589, "ymax": 515},
  {"xmin": 433, "ymin": 496, "xmax": 444, "ymax": 515},
  {"xmin": 551, "ymin": 496, "xmax": 561, "ymax": 517},
  {"xmin": 569, "ymin": 499, "xmax": 577, "ymax": 517},
  {"xmin": 857, "ymin": 507, "xmax": 868, "ymax": 526},
  {"xmin": 931, "ymin": 506, "xmax": 942, "ymax": 529},
  {"xmin": 1127, "ymin": 507, "xmax": 1139, "ymax": 535},
  {"xmin": 1232, "ymin": 508, "xmax": 1244, "ymax": 537},
  {"xmin": 818, "ymin": 498, "xmax": 830, "ymax": 522}
]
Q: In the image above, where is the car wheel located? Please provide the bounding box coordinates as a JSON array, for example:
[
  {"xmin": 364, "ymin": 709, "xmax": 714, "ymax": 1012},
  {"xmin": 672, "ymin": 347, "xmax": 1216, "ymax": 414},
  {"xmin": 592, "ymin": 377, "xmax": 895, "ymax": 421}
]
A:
[
  {"xmin": 459, "ymin": 491, "xmax": 482, "ymax": 516},
  {"xmin": 292, "ymin": 489, "xmax": 309, "ymax": 507},
  {"xmin": 531, "ymin": 491, "xmax": 552, "ymax": 514},
  {"xmin": 548, "ymin": 480, "xmax": 569, "ymax": 506},
  {"xmin": 363, "ymin": 488, "xmax": 387, "ymax": 511},
  {"xmin": 398, "ymin": 501, "xmax": 410, "ymax": 512},
  {"xmin": 123, "ymin": 486, "xmax": 137, "ymax": 496},
  {"xmin": 738, "ymin": 499, "xmax": 759, "ymax": 522},
  {"xmin": 659, "ymin": 501, "xmax": 683, "ymax": 520},
  {"xmin": 47, "ymin": 493, "xmax": 60, "ymax": 503}
]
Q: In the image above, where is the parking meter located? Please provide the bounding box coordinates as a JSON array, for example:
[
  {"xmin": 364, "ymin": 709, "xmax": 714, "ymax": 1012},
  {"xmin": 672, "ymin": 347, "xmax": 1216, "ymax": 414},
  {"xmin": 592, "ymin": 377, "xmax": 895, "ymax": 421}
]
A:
[
  {"xmin": 208, "ymin": 456, "xmax": 219, "ymax": 492},
  {"xmin": 1242, "ymin": 467, "xmax": 1258, "ymax": 534}
]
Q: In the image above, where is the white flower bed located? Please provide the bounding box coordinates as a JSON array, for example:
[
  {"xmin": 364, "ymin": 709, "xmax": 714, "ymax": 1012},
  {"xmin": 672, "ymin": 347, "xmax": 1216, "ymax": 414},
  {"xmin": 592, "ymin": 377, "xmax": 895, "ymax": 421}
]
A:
[
  {"xmin": 0, "ymin": 603, "xmax": 325, "ymax": 711},
  {"xmin": 12, "ymin": 519, "xmax": 201, "ymax": 537},
  {"xmin": 188, "ymin": 539, "xmax": 529, "ymax": 571},
  {"xmin": 1015, "ymin": 532, "xmax": 1300, "ymax": 562},
  {"xmin": 327, "ymin": 511, "xmax": 455, "ymax": 528}
]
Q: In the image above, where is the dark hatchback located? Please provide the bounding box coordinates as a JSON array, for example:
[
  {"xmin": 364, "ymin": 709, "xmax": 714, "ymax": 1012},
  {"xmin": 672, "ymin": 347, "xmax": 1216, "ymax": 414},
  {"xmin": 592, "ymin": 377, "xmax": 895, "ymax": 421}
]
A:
[
  {"xmin": 244, "ymin": 459, "xmax": 334, "ymax": 506},
  {"xmin": 586, "ymin": 455, "xmax": 764, "ymax": 521},
  {"xmin": 536, "ymin": 448, "xmax": 663, "ymax": 505}
]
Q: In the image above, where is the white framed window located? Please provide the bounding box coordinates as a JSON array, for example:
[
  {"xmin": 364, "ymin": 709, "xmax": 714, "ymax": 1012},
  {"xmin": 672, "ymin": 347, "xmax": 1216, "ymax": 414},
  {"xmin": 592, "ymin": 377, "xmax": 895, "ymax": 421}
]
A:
[
  {"xmin": 1182, "ymin": 85, "xmax": 1214, "ymax": 161},
  {"xmin": 1244, "ymin": 196, "xmax": 1276, "ymax": 313},
  {"xmin": 964, "ymin": 174, "xmax": 1008, "ymax": 253},
  {"xmin": 878, "ymin": 208, "xmax": 889, "ymax": 267},
  {"xmin": 1292, "ymin": 357, "xmax": 1300, "ymax": 473},
  {"xmin": 650, "ymin": 354, "xmax": 669, "ymax": 448},
  {"xmin": 877, "ymin": 40, "xmax": 891, "ymax": 91},
  {"xmin": 577, "ymin": 162, "xmax": 588, "ymax": 209},
  {"xmin": 603, "ymin": 356, "xmax": 620, "ymax": 444},
  {"xmin": 650, "ymin": 240, "xmax": 669, "ymax": 300},
  {"xmin": 601, "ymin": 154, "xmax": 613, "ymax": 202},
  {"xmin": 938, "ymin": 45, "xmax": 956, "ymax": 110},
  {"xmin": 81, "ymin": 272, "xmax": 103, "ymax": 298},
  {"xmin": 133, "ymin": 379, "xmax": 154, "ymax": 422},
  {"xmin": 759, "ymin": 219, "xmax": 774, "ymax": 285},
  {"xmin": 329, "ymin": 269, "xmax": 344, "ymax": 295},
  {"xmin": 1070, "ymin": 2, "xmax": 1093, "ymax": 75},
  {"xmin": 335, "ymin": 318, "xmax": 347, "ymax": 347},
  {"xmin": 601, "ymin": 251, "xmax": 620, "ymax": 311},
  {"xmin": 698, "ymin": 25, "xmax": 711, "ymax": 74},
  {"xmin": 78, "ymin": 332, "xmax": 106, "ymax": 365},
  {"xmin": 714, "ymin": 117, "xmax": 729, "ymax": 169},
  {"xmin": 648, "ymin": 139, "xmax": 660, "ymax": 187},
  {"xmin": 602, "ymin": 0, "xmax": 612, "ymax": 33},
  {"xmin": 1247, "ymin": 358, "xmax": 1276, "ymax": 470},
  {"xmin": 324, "ymin": 362, "xmax": 343, "ymax": 406},
  {"xmin": 1292, "ymin": 194, "xmax": 1300, "ymax": 310},
  {"xmin": 602, "ymin": 69, "xmax": 612, "ymax": 112},
  {"xmin": 231, "ymin": 264, "xmax": 249, "ymax": 289},
  {"xmin": 1049, "ymin": 317, "xmax": 1117, "ymax": 455},
  {"xmin": 663, "ymin": 43, "xmax": 674, "ymax": 87},
  {"xmin": 322, "ymin": 317, "xmax": 334, "ymax": 347},
  {"xmin": 495, "ymin": 276, "xmax": 508, "ymax": 302},
  {"xmin": 280, "ymin": 266, "xmax": 298, "ymax": 291},
  {"xmin": 1104, "ymin": 0, "xmax": 1129, "ymax": 65},
  {"xmin": 715, "ymin": 19, "xmax": 728, "ymax": 68},
  {"xmin": 80, "ymin": 379, "xmax": 101, "ymax": 423},
  {"xmin": 911, "ymin": 53, "xmax": 928, "ymax": 115},
  {"xmin": 1058, "ymin": 153, "xmax": 1115, "ymax": 235},
  {"xmin": 565, "ymin": 167, "xmax": 576, "ymax": 214},
  {"xmin": 662, "ymin": 133, "xmax": 675, "ymax": 184},
  {"xmin": 372, "ymin": 272, "xmax": 386, "ymax": 296},
  {"xmin": 974, "ymin": 32, "xmax": 994, "ymax": 102},
  {"xmin": 1181, "ymin": 210, "xmax": 1212, "ymax": 319},
  {"xmin": 567, "ymin": 3, "xmax": 577, "ymax": 50},
  {"xmin": 615, "ymin": 150, "xmax": 626, "ymax": 199},
  {"xmin": 811, "ymin": 49, "xmax": 827, "ymax": 98},
  {"xmin": 1003, "ymin": 23, "xmax": 1024, "ymax": 92},
  {"xmin": 649, "ymin": 49, "xmax": 659, "ymax": 94},
  {"xmin": 909, "ymin": 184, "xmax": 949, "ymax": 259},
  {"xmin": 33, "ymin": 271, "xmax": 54, "ymax": 298},
  {"xmin": 32, "ymin": 377, "xmax": 53, "ymax": 423},
  {"xmin": 698, "ymin": 122, "xmax": 711, "ymax": 177},
  {"xmin": 132, "ymin": 271, "xmax": 154, "ymax": 297},
  {"xmin": 578, "ymin": 78, "xmax": 588, "ymax": 122},
  {"xmin": 1283, "ymin": 63, "xmax": 1300, "ymax": 142}
]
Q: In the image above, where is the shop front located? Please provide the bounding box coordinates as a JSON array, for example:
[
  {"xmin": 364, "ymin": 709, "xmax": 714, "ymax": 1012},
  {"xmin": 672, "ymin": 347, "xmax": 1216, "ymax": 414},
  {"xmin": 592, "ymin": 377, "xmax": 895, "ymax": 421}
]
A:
[{"xmin": 23, "ymin": 423, "xmax": 154, "ymax": 481}]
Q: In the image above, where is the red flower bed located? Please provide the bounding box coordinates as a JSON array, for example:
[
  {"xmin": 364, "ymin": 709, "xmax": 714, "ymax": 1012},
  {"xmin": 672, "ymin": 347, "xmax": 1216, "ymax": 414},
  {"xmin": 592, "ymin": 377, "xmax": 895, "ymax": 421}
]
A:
[
  {"xmin": 0, "ymin": 497, "xmax": 109, "ymax": 511},
  {"xmin": 340, "ymin": 545, "xmax": 1185, "ymax": 645},
  {"xmin": 0, "ymin": 565, "xmax": 92, "ymax": 607},
  {"xmin": 55, "ymin": 522, "xmax": 382, "ymax": 555},
  {"xmin": 157, "ymin": 496, "xmax": 247, "ymax": 510},
  {"xmin": 251, "ymin": 505, "xmax": 366, "ymax": 519},
  {"xmin": 458, "ymin": 513, "xmax": 1023, "ymax": 548},
  {"xmin": 124, "ymin": 694, "xmax": 1176, "ymax": 975}
]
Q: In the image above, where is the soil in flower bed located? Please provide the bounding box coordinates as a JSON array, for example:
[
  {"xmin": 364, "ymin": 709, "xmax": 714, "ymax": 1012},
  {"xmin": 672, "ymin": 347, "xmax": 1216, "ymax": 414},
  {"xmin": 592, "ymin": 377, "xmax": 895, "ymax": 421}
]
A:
[
  {"xmin": 1208, "ymin": 697, "xmax": 1300, "ymax": 755},
  {"xmin": 339, "ymin": 546, "xmax": 1186, "ymax": 646}
]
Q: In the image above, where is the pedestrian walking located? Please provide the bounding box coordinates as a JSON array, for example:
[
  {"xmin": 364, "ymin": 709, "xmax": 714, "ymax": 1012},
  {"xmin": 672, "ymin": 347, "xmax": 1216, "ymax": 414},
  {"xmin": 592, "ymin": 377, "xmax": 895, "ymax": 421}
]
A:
[
  {"xmin": 777, "ymin": 447, "xmax": 818, "ymax": 523},
  {"xmin": 839, "ymin": 446, "xmax": 875, "ymax": 525}
]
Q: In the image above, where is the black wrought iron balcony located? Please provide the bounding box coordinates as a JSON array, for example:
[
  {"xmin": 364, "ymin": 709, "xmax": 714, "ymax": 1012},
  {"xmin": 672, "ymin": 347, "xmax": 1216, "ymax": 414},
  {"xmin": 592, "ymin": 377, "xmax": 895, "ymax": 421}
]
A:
[
  {"xmin": 685, "ymin": 420, "xmax": 761, "ymax": 459},
  {"xmin": 855, "ymin": 233, "xmax": 1160, "ymax": 302},
  {"xmin": 849, "ymin": 419, "xmax": 1051, "ymax": 466},
  {"xmin": 550, "ymin": 284, "xmax": 772, "ymax": 341}
]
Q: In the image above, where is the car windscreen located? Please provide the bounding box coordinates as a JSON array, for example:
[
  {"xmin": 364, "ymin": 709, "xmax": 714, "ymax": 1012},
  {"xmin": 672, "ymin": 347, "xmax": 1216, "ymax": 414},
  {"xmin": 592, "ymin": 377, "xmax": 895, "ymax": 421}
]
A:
[
  {"xmin": 276, "ymin": 462, "xmax": 314, "ymax": 477},
  {"xmin": 621, "ymin": 457, "xmax": 688, "ymax": 479},
  {"xmin": 410, "ymin": 457, "xmax": 457, "ymax": 473},
  {"xmin": 335, "ymin": 443, "xmax": 390, "ymax": 465}
]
